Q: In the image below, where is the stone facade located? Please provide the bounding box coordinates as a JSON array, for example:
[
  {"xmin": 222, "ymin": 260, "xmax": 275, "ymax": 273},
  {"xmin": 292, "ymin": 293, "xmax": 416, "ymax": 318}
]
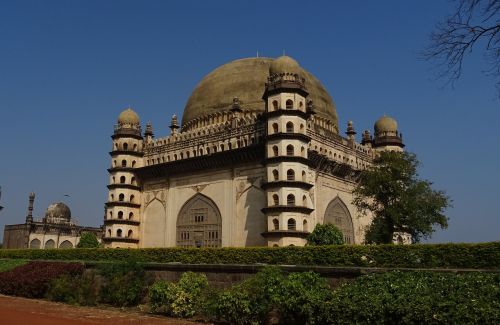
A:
[{"xmin": 103, "ymin": 56, "xmax": 404, "ymax": 248}]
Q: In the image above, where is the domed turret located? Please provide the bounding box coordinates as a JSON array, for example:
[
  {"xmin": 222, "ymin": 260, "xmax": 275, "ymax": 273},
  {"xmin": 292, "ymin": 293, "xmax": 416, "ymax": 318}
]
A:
[
  {"xmin": 374, "ymin": 115, "xmax": 398, "ymax": 135},
  {"xmin": 373, "ymin": 115, "xmax": 404, "ymax": 150},
  {"xmin": 44, "ymin": 202, "xmax": 71, "ymax": 223},
  {"xmin": 118, "ymin": 108, "xmax": 140, "ymax": 125},
  {"xmin": 269, "ymin": 55, "xmax": 301, "ymax": 75}
]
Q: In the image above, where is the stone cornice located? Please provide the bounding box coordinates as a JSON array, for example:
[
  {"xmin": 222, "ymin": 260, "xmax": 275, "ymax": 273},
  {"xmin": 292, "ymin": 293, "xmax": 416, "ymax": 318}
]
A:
[
  {"xmin": 102, "ymin": 237, "xmax": 139, "ymax": 243},
  {"xmin": 105, "ymin": 202, "xmax": 141, "ymax": 208},
  {"xmin": 264, "ymin": 109, "xmax": 309, "ymax": 120},
  {"xmin": 109, "ymin": 150, "xmax": 144, "ymax": 157},
  {"xmin": 104, "ymin": 219, "xmax": 140, "ymax": 225},
  {"xmin": 261, "ymin": 205, "xmax": 314, "ymax": 214},
  {"xmin": 266, "ymin": 132, "xmax": 310, "ymax": 142},
  {"xmin": 261, "ymin": 181, "xmax": 313, "ymax": 190},
  {"xmin": 261, "ymin": 230, "xmax": 310, "ymax": 238},
  {"xmin": 107, "ymin": 184, "xmax": 141, "ymax": 191}
]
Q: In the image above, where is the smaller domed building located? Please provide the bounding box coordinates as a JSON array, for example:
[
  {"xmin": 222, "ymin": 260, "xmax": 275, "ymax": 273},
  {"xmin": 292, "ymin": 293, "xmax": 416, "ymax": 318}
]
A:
[{"xmin": 3, "ymin": 193, "xmax": 102, "ymax": 249}]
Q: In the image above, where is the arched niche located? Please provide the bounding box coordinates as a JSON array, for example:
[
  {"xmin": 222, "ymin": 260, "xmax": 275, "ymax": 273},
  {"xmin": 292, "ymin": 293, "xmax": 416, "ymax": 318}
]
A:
[
  {"xmin": 324, "ymin": 197, "xmax": 355, "ymax": 244},
  {"xmin": 176, "ymin": 194, "xmax": 222, "ymax": 248},
  {"xmin": 30, "ymin": 238, "xmax": 41, "ymax": 249},
  {"xmin": 143, "ymin": 199, "xmax": 166, "ymax": 248},
  {"xmin": 59, "ymin": 240, "xmax": 73, "ymax": 249},
  {"xmin": 45, "ymin": 239, "xmax": 56, "ymax": 249}
]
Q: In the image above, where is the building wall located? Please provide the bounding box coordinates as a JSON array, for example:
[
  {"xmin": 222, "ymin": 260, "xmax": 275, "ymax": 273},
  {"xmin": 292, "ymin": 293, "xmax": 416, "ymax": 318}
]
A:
[{"xmin": 3, "ymin": 225, "xmax": 28, "ymax": 249}]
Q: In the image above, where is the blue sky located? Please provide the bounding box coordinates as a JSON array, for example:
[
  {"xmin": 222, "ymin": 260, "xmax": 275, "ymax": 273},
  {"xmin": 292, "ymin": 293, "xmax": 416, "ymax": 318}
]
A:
[{"xmin": 0, "ymin": 0, "xmax": 498, "ymax": 243}]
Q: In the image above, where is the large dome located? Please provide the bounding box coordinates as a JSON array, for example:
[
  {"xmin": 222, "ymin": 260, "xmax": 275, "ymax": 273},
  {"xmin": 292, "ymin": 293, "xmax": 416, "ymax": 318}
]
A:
[
  {"xmin": 45, "ymin": 202, "xmax": 71, "ymax": 222},
  {"xmin": 182, "ymin": 57, "xmax": 338, "ymax": 131}
]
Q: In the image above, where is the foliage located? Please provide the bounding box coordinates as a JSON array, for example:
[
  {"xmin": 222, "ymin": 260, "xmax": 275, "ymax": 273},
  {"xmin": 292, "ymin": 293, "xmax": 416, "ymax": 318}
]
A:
[
  {"xmin": 0, "ymin": 242, "xmax": 499, "ymax": 269},
  {"xmin": 307, "ymin": 224, "xmax": 344, "ymax": 245},
  {"xmin": 353, "ymin": 151, "xmax": 451, "ymax": 243},
  {"xmin": 46, "ymin": 273, "xmax": 99, "ymax": 306},
  {"xmin": 76, "ymin": 232, "xmax": 100, "ymax": 248},
  {"xmin": 0, "ymin": 259, "xmax": 28, "ymax": 272},
  {"xmin": 208, "ymin": 267, "xmax": 333, "ymax": 325},
  {"xmin": 149, "ymin": 272, "xmax": 208, "ymax": 318},
  {"xmin": 0, "ymin": 261, "xmax": 84, "ymax": 298},
  {"xmin": 98, "ymin": 258, "xmax": 147, "ymax": 307},
  {"xmin": 424, "ymin": 0, "xmax": 500, "ymax": 95},
  {"xmin": 325, "ymin": 271, "xmax": 500, "ymax": 324}
]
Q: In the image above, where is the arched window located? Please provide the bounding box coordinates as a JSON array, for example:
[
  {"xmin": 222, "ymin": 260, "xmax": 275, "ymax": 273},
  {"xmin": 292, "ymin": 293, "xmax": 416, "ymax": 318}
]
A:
[
  {"xmin": 59, "ymin": 240, "xmax": 73, "ymax": 249},
  {"xmin": 30, "ymin": 238, "xmax": 41, "ymax": 249},
  {"xmin": 130, "ymin": 195, "xmax": 135, "ymax": 203},
  {"xmin": 303, "ymin": 220, "xmax": 308, "ymax": 232},
  {"xmin": 272, "ymin": 169, "xmax": 279, "ymax": 181},
  {"xmin": 220, "ymin": 144, "xmax": 224, "ymax": 151},
  {"xmin": 121, "ymin": 160, "xmax": 127, "ymax": 167},
  {"xmin": 302, "ymin": 171, "xmax": 306, "ymax": 182},
  {"xmin": 128, "ymin": 230, "xmax": 133, "ymax": 238},
  {"xmin": 133, "ymin": 143, "xmax": 137, "ymax": 151},
  {"xmin": 45, "ymin": 239, "xmax": 55, "ymax": 249},
  {"xmin": 213, "ymin": 145, "xmax": 217, "ymax": 153},
  {"xmin": 206, "ymin": 147, "xmax": 211, "ymax": 154},
  {"xmin": 120, "ymin": 176, "xmax": 126, "ymax": 184},
  {"xmin": 107, "ymin": 229, "xmax": 111, "ymax": 237},
  {"xmin": 176, "ymin": 194, "xmax": 222, "ymax": 248},
  {"xmin": 301, "ymin": 146, "xmax": 305, "ymax": 156},
  {"xmin": 272, "ymin": 194, "xmax": 279, "ymax": 206},
  {"xmin": 272, "ymin": 123, "xmax": 279, "ymax": 133},
  {"xmin": 286, "ymin": 122, "xmax": 294, "ymax": 133},
  {"xmin": 129, "ymin": 212, "xmax": 134, "ymax": 219},
  {"xmin": 286, "ymin": 145, "xmax": 294, "ymax": 156},
  {"xmin": 272, "ymin": 100, "xmax": 278, "ymax": 110},
  {"xmin": 199, "ymin": 148, "xmax": 203, "ymax": 155},
  {"xmin": 113, "ymin": 160, "xmax": 117, "ymax": 167},
  {"xmin": 273, "ymin": 218, "xmax": 279, "ymax": 230},
  {"xmin": 324, "ymin": 197, "xmax": 355, "ymax": 244},
  {"xmin": 287, "ymin": 218, "xmax": 296, "ymax": 230},
  {"xmin": 174, "ymin": 154, "xmax": 177, "ymax": 160},
  {"xmin": 109, "ymin": 211, "xmax": 113, "ymax": 218},
  {"xmin": 287, "ymin": 169, "xmax": 295, "ymax": 181},
  {"xmin": 110, "ymin": 194, "xmax": 114, "ymax": 201},
  {"xmin": 302, "ymin": 195, "xmax": 307, "ymax": 206},
  {"xmin": 131, "ymin": 177, "xmax": 135, "ymax": 185},
  {"xmin": 299, "ymin": 101, "xmax": 304, "ymax": 109},
  {"xmin": 287, "ymin": 194, "xmax": 295, "ymax": 206},
  {"xmin": 118, "ymin": 211, "xmax": 123, "ymax": 219},
  {"xmin": 116, "ymin": 229, "xmax": 122, "ymax": 237},
  {"xmin": 272, "ymin": 145, "xmax": 279, "ymax": 157},
  {"xmin": 118, "ymin": 194, "xmax": 124, "ymax": 202},
  {"xmin": 286, "ymin": 99, "xmax": 293, "ymax": 109},
  {"xmin": 132, "ymin": 160, "xmax": 136, "ymax": 167},
  {"xmin": 123, "ymin": 143, "xmax": 128, "ymax": 150}
]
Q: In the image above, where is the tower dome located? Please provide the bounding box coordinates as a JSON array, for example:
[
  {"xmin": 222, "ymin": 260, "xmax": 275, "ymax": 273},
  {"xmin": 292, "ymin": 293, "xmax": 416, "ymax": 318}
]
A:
[
  {"xmin": 269, "ymin": 55, "xmax": 301, "ymax": 75},
  {"xmin": 118, "ymin": 108, "xmax": 140, "ymax": 125},
  {"xmin": 374, "ymin": 115, "xmax": 398, "ymax": 135},
  {"xmin": 182, "ymin": 57, "xmax": 338, "ymax": 131},
  {"xmin": 45, "ymin": 202, "xmax": 71, "ymax": 223}
]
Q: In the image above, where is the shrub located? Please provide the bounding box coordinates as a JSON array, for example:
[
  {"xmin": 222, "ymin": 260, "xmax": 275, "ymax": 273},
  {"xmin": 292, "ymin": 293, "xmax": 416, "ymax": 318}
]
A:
[
  {"xmin": 325, "ymin": 271, "xmax": 500, "ymax": 324},
  {"xmin": 77, "ymin": 232, "xmax": 100, "ymax": 248},
  {"xmin": 307, "ymin": 224, "xmax": 344, "ymax": 245},
  {"xmin": 149, "ymin": 272, "xmax": 208, "ymax": 318},
  {"xmin": 277, "ymin": 271, "xmax": 334, "ymax": 325},
  {"xmin": 0, "ymin": 261, "xmax": 84, "ymax": 298},
  {"xmin": 98, "ymin": 258, "xmax": 147, "ymax": 307},
  {"xmin": 0, "ymin": 242, "xmax": 499, "ymax": 269},
  {"xmin": 46, "ymin": 272, "xmax": 99, "ymax": 306}
]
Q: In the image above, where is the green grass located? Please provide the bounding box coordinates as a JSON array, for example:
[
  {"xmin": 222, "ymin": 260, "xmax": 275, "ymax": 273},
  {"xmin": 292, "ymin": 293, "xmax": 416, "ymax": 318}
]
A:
[{"xmin": 0, "ymin": 259, "xmax": 28, "ymax": 272}]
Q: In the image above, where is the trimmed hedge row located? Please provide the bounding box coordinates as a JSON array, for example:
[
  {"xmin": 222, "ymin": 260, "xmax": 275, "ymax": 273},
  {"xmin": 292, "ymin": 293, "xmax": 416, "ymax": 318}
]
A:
[{"xmin": 0, "ymin": 242, "xmax": 499, "ymax": 269}]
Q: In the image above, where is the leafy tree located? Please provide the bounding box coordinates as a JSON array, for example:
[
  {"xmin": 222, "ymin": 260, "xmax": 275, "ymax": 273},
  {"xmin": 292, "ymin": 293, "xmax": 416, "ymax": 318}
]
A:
[
  {"xmin": 76, "ymin": 232, "xmax": 100, "ymax": 248},
  {"xmin": 353, "ymin": 151, "xmax": 451, "ymax": 244},
  {"xmin": 424, "ymin": 0, "xmax": 500, "ymax": 95},
  {"xmin": 307, "ymin": 224, "xmax": 344, "ymax": 246}
]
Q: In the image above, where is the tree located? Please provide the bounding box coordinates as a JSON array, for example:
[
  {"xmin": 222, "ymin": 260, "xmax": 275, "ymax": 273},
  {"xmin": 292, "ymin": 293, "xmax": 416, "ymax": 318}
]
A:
[
  {"xmin": 307, "ymin": 224, "xmax": 344, "ymax": 245},
  {"xmin": 353, "ymin": 151, "xmax": 451, "ymax": 244},
  {"xmin": 77, "ymin": 232, "xmax": 100, "ymax": 248},
  {"xmin": 424, "ymin": 0, "xmax": 499, "ymax": 95}
]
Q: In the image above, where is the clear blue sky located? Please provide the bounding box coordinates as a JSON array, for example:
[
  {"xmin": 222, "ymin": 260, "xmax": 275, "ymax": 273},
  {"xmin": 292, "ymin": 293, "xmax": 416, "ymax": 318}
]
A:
[{"xmin": 0, "ymin": 0, "xmax": 498, "ymax": 243}]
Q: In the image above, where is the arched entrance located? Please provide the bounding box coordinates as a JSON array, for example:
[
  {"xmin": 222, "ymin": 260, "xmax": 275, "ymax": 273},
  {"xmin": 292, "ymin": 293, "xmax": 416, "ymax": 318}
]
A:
[
  {"xmin": 59, "ymin": 240, "xmax": 73, "ymax": 248},
  {"xmin": 176, "ymin": 194, "xmax": 222, "ymax": 248},
  {"xmin": 324, "ymin": 197, "xmax": 355, "ymax": 244},
  {"xmin": 30, "ymin": 238, "xmax": 41, "ymax": 249}
]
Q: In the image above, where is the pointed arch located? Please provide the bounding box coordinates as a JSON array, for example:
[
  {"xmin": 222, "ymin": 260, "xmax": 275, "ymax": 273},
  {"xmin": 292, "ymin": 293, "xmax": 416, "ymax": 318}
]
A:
[
  {"xmin": 45, "ymin": 239, "xmax": 55, "ymax": 249},
  {"xmin": 324, "ymin": 197, "xmax": 354, "ymax": 244},
  {"xmin": 176, "ymin": 194, "xmax": 222, "ymax": 248},
  {"xmin": 30, "ymin": 238, "xmax": 41, "ymax": 249},
  {"xmin": 59, "ymin": 240, "xmax": 73, "ymax": 249}
]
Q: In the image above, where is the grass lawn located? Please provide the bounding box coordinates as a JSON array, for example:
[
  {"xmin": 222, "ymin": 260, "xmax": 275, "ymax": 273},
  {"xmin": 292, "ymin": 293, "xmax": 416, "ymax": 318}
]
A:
[{"xmin": 0, "ymin": 259, "xmax": 28, "ymax": 272}]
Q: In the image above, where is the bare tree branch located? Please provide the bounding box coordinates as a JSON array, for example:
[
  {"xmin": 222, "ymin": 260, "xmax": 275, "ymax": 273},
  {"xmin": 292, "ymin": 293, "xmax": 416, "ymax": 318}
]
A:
[{"xmin": 423, "ymin": 0, "xmax": 500, "ymax": 96}]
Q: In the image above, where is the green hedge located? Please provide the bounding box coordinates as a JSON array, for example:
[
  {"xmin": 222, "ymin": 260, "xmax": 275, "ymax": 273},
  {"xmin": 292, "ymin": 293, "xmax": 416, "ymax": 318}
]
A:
[{"xmin": 0, "ymin": 242, "xmax": 499, "ymax": 269}]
